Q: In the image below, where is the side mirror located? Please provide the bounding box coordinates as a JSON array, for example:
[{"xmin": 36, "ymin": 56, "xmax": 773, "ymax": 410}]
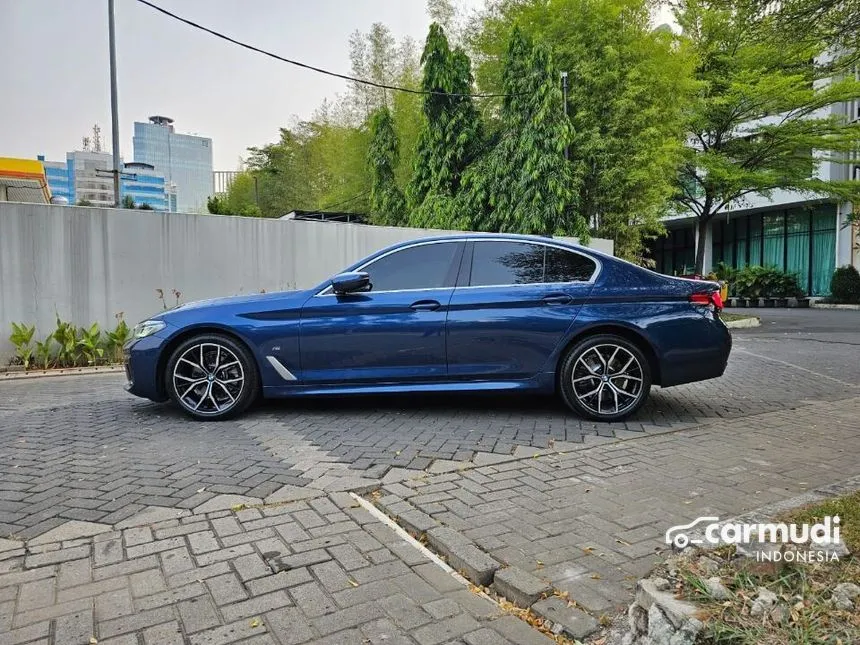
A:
[{"xmin": 331, "ymin": 271, "xmax": 371, "ymax": 295}]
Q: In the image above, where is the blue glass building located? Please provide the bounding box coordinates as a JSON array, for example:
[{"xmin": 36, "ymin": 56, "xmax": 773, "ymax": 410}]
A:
[{"xmin": 133, "ymin": 116, "xmax": 213, "ymax": 214}]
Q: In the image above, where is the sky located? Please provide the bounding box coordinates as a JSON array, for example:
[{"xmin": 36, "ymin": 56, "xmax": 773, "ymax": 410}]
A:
[{"xmin": 0, "ymin": 0, "xmax": 674, "ymax": 170}]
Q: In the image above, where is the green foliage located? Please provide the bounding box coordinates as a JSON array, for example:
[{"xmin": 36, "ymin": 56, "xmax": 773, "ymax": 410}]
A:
[
  {"xmin": 9, "ymin": 322, "xmax": 35, "ymax": 369},
  {"xmin": 207, "ymin": 195, "xmax": 227, "ymax": 214},
  {"xmin": 34, "ymin": 333, "xmax": 54, "ymax": 370},
  {"xmin": 76, "ymin": 322, "xmax": 104, "ymax": 366},
  {"xmin": 7, "ymin": 313, "xmax": 132, "ymax": 370},
  {"xmin": 460, "ymin": 27, "xmax": 588, "ymax": 240},
  {"xmin": 830, "ymin": 265, "xmax": 860, "ymax": 303},
  {"xmin": 407, "ymin": 23, "xmax": 483, "ymax": 228},
  {"xmin": 53, "ymin": 315, "xmax": 80, "ymax": 367},
  {"xmin": 76, "ymin": 199, "xmax": 93, "ymax": 207},
  {"xmin": 730, "ymin": 266, "xmax": 804, "ymax": 299},
  {"xmin": 138, "ymin": 202, "xmax": 154, "ymax": 210},
  {"xmin": 367, "ymin": 107, "xmax": 407, "ymax": 226},
  {"xmin": 673, "ymin": 0, "xmax": 860, "ymax": 272},
  {"xmin": 106, "ymin": 314, "xmax": 132, "ymax": 364},
  {"xmin": 471, "ymin": 0, "xmax": 694, "ymax": 260},
  {"xmin": 121, "ymin": 195, "xmax": 136, "ymax": 209}
]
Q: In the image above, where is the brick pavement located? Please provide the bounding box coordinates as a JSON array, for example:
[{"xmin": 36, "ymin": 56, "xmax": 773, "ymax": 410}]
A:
[
  {"xmin": 372, "ymin": 396, "xmax": 860, "ymax": 616},
  {"xmin": 1, "ymin": 326, "xmax": 859, "ymax": 643}
]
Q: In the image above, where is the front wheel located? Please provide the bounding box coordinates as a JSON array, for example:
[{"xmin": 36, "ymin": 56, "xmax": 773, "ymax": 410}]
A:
[
  {"xmin": 165, "ymin": 333, "xmax": 259, "ymax": 420},
  {"xmin": 559, "ymin": 334, "xmax": 652, "ymax": 422}
]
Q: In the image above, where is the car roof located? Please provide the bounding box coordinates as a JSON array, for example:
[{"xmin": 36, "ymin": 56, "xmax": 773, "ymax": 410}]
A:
[{"xmin": 375, "ymin": 232, "xmax": 610, "ymax": 260}]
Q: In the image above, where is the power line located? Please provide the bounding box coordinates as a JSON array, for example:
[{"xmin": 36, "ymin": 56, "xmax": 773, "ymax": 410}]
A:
[{"xmin": 135, "ymin": 0, "xmax": 513, "ymax": 99}]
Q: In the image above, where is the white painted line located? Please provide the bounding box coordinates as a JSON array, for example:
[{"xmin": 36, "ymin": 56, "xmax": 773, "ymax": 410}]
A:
[{"xmin": 349, "ymin": 492, "xmax": 469, "ymax": 583}]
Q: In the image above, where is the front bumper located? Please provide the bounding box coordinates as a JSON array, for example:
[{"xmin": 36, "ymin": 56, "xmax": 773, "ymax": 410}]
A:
[{"xmin": 123, "ymin": 331, "xmax": 172, "ymax": 402}]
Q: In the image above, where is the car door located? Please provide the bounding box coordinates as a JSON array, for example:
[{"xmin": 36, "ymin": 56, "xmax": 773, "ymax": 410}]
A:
[
  {"xmin": 446, "ymin": 240, "xmax": 598, "ymax": 380},
  {"xmin": 299, "ymin": 240, "xmax": 465, "ymax": 384}
]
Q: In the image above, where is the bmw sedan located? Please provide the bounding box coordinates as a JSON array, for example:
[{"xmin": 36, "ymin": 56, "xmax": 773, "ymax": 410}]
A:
[{"xmin": 124, "ymin": 234, "xmax": 731, "ymax": 422}]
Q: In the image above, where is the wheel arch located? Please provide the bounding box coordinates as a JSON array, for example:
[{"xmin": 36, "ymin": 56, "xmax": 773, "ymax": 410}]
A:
[
  {"xmin": 555, "ymin": 323, "xmax": 662, "ymax": 388},
  {"xmin": 156, "ymin": 325, "xmax": 262, "ymax": 398}
]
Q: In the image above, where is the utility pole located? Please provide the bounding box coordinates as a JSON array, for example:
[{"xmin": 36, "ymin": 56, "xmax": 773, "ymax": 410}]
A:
[
  {"xmin": 561, "ymin": 71, "xmax": 569, "ymax": 161},
  {"xmin": 108, "ymin": 0, "xmax": 121, "ymax": 207}
]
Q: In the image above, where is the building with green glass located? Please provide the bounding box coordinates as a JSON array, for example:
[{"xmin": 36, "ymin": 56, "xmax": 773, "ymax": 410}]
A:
[{"xmin": 649, "ymin": 110, "xmax": 858, "ymax": 296}]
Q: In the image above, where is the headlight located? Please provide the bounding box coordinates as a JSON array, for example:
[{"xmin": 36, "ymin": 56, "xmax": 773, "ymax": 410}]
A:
[{"xmin": 132, "ymin": 320, "xmax": 166, "ymax": 339}]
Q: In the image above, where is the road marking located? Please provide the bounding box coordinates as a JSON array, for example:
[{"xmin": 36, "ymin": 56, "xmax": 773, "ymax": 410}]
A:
[{"xmin": 734, "ymin": 348, "xmax": 860, "ymax": 388}]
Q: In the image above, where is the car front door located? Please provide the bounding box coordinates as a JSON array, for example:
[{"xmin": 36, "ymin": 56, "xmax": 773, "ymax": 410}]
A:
[
  {"xmin": 446, "ymin": 240, "xmax": 598, "ymax": 380},
  {"xmin": 299, "ymin": 240, "xmax": 465, "ymax": 384}
]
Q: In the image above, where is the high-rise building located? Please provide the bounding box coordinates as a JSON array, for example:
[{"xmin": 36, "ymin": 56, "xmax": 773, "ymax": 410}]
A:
[
  {"xmin": 133, "ymin": 116, "xmax": 213, "ymax": 213},
  {"xmin": 38, "ymin": 152, "xmax": 172, "ymax": 211}
]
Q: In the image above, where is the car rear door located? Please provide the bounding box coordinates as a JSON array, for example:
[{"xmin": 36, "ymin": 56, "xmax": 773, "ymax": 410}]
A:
[
  {"xmin": 445, "ymin": 240, "xmax": 597, "ymax": 380},
  {"xmin": 299, "ymin": 240, "xmax": 465, "ymax": 384}
]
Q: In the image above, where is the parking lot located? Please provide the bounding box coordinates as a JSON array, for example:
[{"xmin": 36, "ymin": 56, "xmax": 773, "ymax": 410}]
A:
[{"xmin": 1, "ymin": 309, "xmax": 859, "ymax": 644}]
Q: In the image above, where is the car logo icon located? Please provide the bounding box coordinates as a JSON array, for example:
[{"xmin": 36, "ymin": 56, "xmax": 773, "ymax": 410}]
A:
[{"xmin": 664, "ymin": 516, "xmax": 720, "ymax": 549}]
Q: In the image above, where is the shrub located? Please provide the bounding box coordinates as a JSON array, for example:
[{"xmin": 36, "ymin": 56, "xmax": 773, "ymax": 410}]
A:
[
  {"xmin": 9, "ymin": 323, "xmax": 35, "ymax": 368},
  {"xmin": 830, "ymin": 265, "xmax": 860, "ymax": 303},
  {"xmin": 730, "ymin": 265, "xmax": 803, "ymax": 299}
]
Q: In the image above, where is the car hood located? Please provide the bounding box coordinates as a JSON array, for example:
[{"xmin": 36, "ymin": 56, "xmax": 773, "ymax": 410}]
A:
[{"xmin": 152, "ymin": 289, "xmax": 310, "ymax": 322}]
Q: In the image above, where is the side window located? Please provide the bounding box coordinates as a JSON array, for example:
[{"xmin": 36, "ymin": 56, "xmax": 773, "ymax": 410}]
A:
[
  {"xmin": 545, "ymin": 247, "xmax": 597, "ymax": 282},
  {"xmin": 469, "ymin": 242, "xmax": 546, "ymax": 286},
  {"xmin": 364, "ymin": 242, "xmax": 460, "ymax": 292}
]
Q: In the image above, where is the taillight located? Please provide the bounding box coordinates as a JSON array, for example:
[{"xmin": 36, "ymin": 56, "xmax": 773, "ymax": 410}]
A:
[{"xmin": 690, "ymin": 291, "xmax": 723, "ymax": 312}]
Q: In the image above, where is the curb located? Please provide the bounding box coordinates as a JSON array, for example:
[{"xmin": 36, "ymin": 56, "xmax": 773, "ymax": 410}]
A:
[
  {"xmin": 810, "ymin": 302, "xmax": 860, "ymax": 310},
  {"xmin": 724, "ymin": 316, "xmax": 760, "ymax": 329},
  {"xmin": 0, "ymin": 366, "xmax": 124, "ymax": 381},
  {"xmin": 369, "ymin": 491, "xmax": 601, "ymax": 640}
]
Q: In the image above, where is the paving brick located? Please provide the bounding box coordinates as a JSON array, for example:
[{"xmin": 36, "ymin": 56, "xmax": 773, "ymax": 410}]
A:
[
  {"xmin": 194, "ymin": 544, "xmax": 254, "ymax": 567},
  {"xmin": 464, "ymin": 627, "xmax": 513, "ymax": 645},
  {"xmin": 160, "ymin": 546, "xmax": 194, "ymax": 577},
  {"xmin": 487, "ymin": 616, "xmax": 556, "ymax": 645},
  {"xmin": 129, "ymin": 569, "xmax": 167, "ymax": 598},
  {"xmin": 288, "ymin": 581, "xmax": 338, "ymax": 618},
  {"xmin": 56, "ymin": 576, "xmax": 127, "ymax": 603},
  {"xmin": 411, "ymin": 613, "xmax": 481, "ymax": 645},
  {"xmin": 188, "ymin": 619, "xmax": 267, "ymax": 645},
  {"xmin": 13, "ymin": 597, "xmax": 91, "ymax": 629},
  {"xmin": 247, "ymin": 569, "xmax": 313, "ymax": 596},
  {"xmin": 177, "ymin": 596, "xmax": 221, "ymax": 634},
  {"xmin": 54, "ymin": 606, "xmax": 94, "ymax": 644},
  {"xmin": 311, "ymin": 601, "xmax": 384, "ymax": 636},
  {"xmin": 206, "ymin": 572, "xmax": 248, "ymax": 606},
  {"xmin": 17, "ymin": 578, "xmax": 56, "ymax": 611},
  {"xmin": 493, "ymin": 566, "xmax": 552, "ymax": 608},
  {"xmin": 142, "ymin": 620, "xmax": 184, "ymax": 645},
  {"xmin": 94, "ymin": 538, "xmax": 124, "ymax": 568},
  {"xmin": 188, "ymin": 530, "xmax": 220, "ymax": 554},
  {"xmin": 219, "ymin": 590, "xmax": 292, "ymax": 622},
  {"xmin": 532, "ymin": 596, "xmax": 599, "ymax": 640},
  {"xmin": 24, "ymin": 545, "xmax": 90, "ymax": 569},
  {"xmin": 136, "ymin": 582, "xmax": 206, "ymax": 612},
  {"xmin": 233, "ymin": 552, "xmax": 270, "ymax": 582},
  {"xmin": 57, "ymin": 558, "xmax": 91, "ymax": 589},
  {"xmin": 0, "ymin": 621, "xmax": 50, "ymax": 645},
  {"xmin": 95, "ymin": 588, "xmax": 135, "ymax": 622}
]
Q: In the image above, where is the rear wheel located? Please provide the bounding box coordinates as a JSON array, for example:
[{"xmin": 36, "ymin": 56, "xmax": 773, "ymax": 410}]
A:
[
  {"xmin": 559, "ymin": 334, "xmax": 651, "ymax": 422},
  {"xmin": 165, "ymin": 333, "xmax": 258, "ymax": 420}
]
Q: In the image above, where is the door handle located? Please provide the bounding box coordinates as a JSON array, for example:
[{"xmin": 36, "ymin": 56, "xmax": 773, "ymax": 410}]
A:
[
  {"xmin": 542, "ymin": 293, "xmax": 572, "ymax": 305},
  {"xmin": 410, "ymin": 300, "xmax": 441, "ymax": 311}
]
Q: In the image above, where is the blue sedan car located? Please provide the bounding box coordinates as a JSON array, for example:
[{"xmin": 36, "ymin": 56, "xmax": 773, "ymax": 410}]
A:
[{"xmin": 124, "ymin": 234, "xmax": 730, "ymax": 422}]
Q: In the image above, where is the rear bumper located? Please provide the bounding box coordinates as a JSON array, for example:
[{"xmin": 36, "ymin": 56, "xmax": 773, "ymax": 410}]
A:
[{"xmin": 659, "ymin": 316, "xmax": 732, "ymax": 387}]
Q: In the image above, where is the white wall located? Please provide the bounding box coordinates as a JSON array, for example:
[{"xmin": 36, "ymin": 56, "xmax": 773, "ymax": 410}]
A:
[{"xmin": 0, "ymin": 203, "xmax": 613, "ymax": 357}]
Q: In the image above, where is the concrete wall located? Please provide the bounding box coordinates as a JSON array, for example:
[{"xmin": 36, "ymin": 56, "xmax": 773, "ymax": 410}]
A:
[{"xmin": 0, "ymin": 202, "xmax": 613, "ymax": 357}]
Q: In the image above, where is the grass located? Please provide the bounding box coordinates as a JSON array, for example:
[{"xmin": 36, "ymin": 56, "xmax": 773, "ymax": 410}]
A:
[
  {"xmin": 670, "ymin": 492, "xmax": 860, "ymax": 645},
  {"xmin": 720, "ymin": 313, "xmax": 758, "ymax": 322}
]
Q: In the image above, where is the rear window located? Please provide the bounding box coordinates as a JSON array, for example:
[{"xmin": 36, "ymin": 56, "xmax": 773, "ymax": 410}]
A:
[{"xmin": 545, "ymin": 247, "xmax": 597, "ymax": 282}]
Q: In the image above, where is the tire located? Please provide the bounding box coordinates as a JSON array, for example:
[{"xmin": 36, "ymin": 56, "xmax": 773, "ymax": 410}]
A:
[
  {"xmin": 165, "ymin": 333, "xmax": 259, "ymax": 421},
  {"xmin": 558, "ymin": 334, "xmax": 652, "ymax": 422}
]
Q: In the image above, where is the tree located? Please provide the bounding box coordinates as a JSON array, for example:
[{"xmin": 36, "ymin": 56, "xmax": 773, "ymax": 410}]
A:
[
  {"xmin": 367, "ymin": 107, "xmax": 407, "ymax": 225},
  {"xmin": 76, "ymin": 199, "xmax": 93, "ymax": 207},
  {"xmin": 472, "ymin": 0, "xmax": 696, "ymax": 261},
  {"xmin": 207, "ymin": 195, "xmax": 227, "ymax": 214},
  {"xmin": 121, "ymin": 195, "xmax": 135, "ymax": 209},
  {"xmin": 138, "ymin": 203, "xmax": 154, "ymax": 210},
  {"xmin": 407, "ymin": 23, "xmax": 482, "ymax": 228},
  {"xmin": 461, "ymin": 28, "xmax": 588, "ymax": 239},
  {"xmin": 673, "ymin": 0, "xmax": 860, "ymax": 273}
]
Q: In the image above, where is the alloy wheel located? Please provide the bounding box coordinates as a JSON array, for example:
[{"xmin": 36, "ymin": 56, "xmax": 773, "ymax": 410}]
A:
[
  {"xmin": 171, "ymin": 342, "xmax": 245, "ymax": 416},
  {"xmin": 571, "ymin": 343, "xmax": 644, "ymax": 416}
]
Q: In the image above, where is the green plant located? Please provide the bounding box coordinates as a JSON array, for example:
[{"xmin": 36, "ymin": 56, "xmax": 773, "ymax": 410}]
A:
[
  {"xmin": 730, "ymin": 265, "xmax": 803, "ymax": 299},
  {"xmin": 9, "ymin": 322, "xmax": 35, "ymax": 368},
  {"xmin": 34, "ymin": 333, "xmax": 55, "ymax": 370},
  {"xmin": 76, "ymin": 322, "xmax": 104, "ymax": 366},
  {"xmin": 105, "ymin": 313, "xmax": 131, "ymax": 363},
  {"xmin": 830, "ymin": 264, "xmax": 860, "ymax": 303},
  {"xmin": 53, "ymin": 315, "xmax": 80, "ymax": 367}
]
